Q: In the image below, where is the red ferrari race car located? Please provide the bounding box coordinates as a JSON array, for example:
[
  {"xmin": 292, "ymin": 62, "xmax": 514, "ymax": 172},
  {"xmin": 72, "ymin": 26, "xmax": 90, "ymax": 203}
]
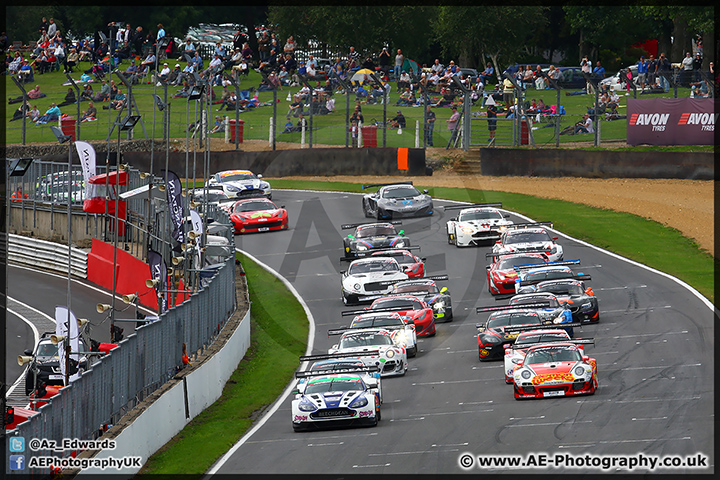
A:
[
  {"xmin": 486, "ymin": 252, "xmax": 548, "ymax": 296},
  {"xmin": 369, "ymin": 248, "xmax": 425, "ymax": 279},
  {"xmin": 344, "ymin": 294, "xmax": 436, "ymax": 337},
  {"xmin": 228, "ymin": 197, "xmax": 289, "ymax": 234},
  {"xmin": 512, "ymin": 342, "xmax": 597, "ymax": 400}
]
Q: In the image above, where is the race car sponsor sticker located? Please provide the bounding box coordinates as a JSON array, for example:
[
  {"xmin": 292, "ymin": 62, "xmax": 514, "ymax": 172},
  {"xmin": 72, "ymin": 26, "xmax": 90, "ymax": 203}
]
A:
[
  {"xmin": 258, "ymin": 227, "xmax": 269, "ymax": 232},
  {"xmin": 531, "ymin": 372, "xmax": 574, "ymax": 385},
  {"xmin": 543, "ymin": 390, "xmax": 565, "ymax": 397},
  {"xmin": 479, "ymin": 349, "xmax": 489, "ymax": 356}
]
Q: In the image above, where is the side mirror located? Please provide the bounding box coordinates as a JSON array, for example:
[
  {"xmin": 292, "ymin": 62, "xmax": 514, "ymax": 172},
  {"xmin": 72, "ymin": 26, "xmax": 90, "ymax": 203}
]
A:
[
  {"xmin": 451, "ymin": 217, "xmax": 457, "ymax": 221},
  {"xmin": 280, "ymin": 204, "xmax": 286, "ymax": 209},
  {"xmin": 421, "ymin": 257, "xmax": 427, "ymax": 262},
  {"xmin": 258, "ymin": 174, "xmax": 263, "ymax": 179},
  {"xmin": 423, "ymin": 189, "xmax": 429, "ymax": 194},
  {"xmin": 340, "ymin": 270, "xmax": 346, "ymax": 275},
  {"xmin": 516, "ymin": 361, "xmax": 523, "ymax": 367},
  {"xmin": 582, "ymin": 355, "xmax": 589, "ymax": 361},
  {"xmin": 504, "ymin": 214, "xmax": 510, "ymax": 218},
  {"xmin": 332, "ymin": 344, "xmax": 338, "ymax": 350},
  {"xmin": 24, "ymin": 349, "xmax": 33, "ymax": 356},
  {"xmin": 495, "ymin": 240, "xmax": 501, "ymax": 244},
  {"xmin": 440, "ymin": 287, "xmax": 448, "ymax": 294},
  {"xmin": 553, "ymin": 236, "xmax": 558, "ymax": 240}
]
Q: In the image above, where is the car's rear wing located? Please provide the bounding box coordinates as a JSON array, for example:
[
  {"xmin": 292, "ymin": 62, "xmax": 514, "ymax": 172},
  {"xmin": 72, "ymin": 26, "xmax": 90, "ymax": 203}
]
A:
[
  {"xmin": 328, "ymin": 325, "xmax": 404, "ymax": 336},
  {"xmin": 342, "ymin": 304, "xmax": 418, "ymax": 316},
  {"xmin": 476, "ymin": 302, "xmax": 554, "ymax": 314},
  {"xmin": 504, "ymin": 221, "xmax": 553, "ymax": 229},
  {"xmin": 300, "ymin": 351, "xmax": 381, "ymax": 362},
  {"xmin": 340, "ymin": 246, "xmax": 421, "ymax": 261},
  {"xmin": 361, "ymin": 182, "xmax": 413, "ymax": 190},
  {"xmin": 341, "ymin": 220, "xmax": 402, "ymax": 230},
  {"xmin": 441, "ymin": 202, "xmax": 503, "ymax": 211},
  {"xmin": 295, "ymin": 365, "xmax": 380, "ymax": 378},
  {"xmin": 501, "ymin": 322, "xmax": 582, "ymax": 334},
  {"xmin": 512, "ymin": 259, "xmax": 581, "ymax": 271},
  {"xmin": 485, "ymin": 249, "xmax": 550, "ymax": 260},
  {"xmin": 510, "ymin": 337, "xmax": 594, "ymax": 349},
  {"xmin": 516, "ymin": 273, "xmax": 592, "ymax": 288}
]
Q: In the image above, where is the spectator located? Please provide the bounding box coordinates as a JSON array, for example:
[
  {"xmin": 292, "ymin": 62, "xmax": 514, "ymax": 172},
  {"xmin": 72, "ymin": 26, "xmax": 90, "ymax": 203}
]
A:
[
  {"xmin": 80, "ymin": 83, "xmax": 94, "ymax": 101},
  {"xmin": 191, "ymin": 51, "xmax": 203, "ymax": 71},
  {"xmin": 47, "ymin": 18, "xmax": 57, "ymax": 39},
  {"xmin": 296, "ymin": 113, "xmax": 307, "ymax": 133},
  {"xmin": 424, "ymin": 105, "xmax": 436, "ymax": 146},
  {"xmin": 28, "ymin": 104, "xmax": 40, "ymax": 122},
  {"xmin": 522, "ymin": 65, "xmax": 534, "ymax": 90},
  {"xmin": 35, "ymin": 102, "xmax": 61, "ymax": 124},
  {"xmin": 487, "ymin": 103, "xmax": 498, "ymax": 143},
  {"xmin": 227, "ymin": 48, "xmax": 242, "ymax": 70},
  {"xmin": 105, "ymin": 88, "xmax": 126, "ymax": 110},
  {"xmin": 350, "ymin": 105, "xmax": 364, "ymax": 125},
  {"xmin": 258, "ymin": 30, "xmax": 270, "ymax": 63},
  {"xmin": 390, "ymin": 110, "xmax": 406, "ymax": 129},
  {"xmin": 283, "ymin": 36, "xmax": 296, "ymax": 57},
  {"xmin": 348, "ymin": 46, "xmax": 361, "ymax": 66},
  {"xmin": 174, "ymin": 62, "xmax": 194, "ymax": 86},
  {"xmin": 647, "ymin": 54, "xmax": 658, "ymax": 88},
  {"xmin": 181, "ymin": 39, "xmax": 195, "ymax": 59},
  {"xmin": 122, "ymin": 58, "xmax": 138, "ymax": 79},
  {"xmin": 210, "ymin": 116, "xmax": 225, "ymax": 133},
  {"xmin": 8, "ymin": 52, "xmax": 23, "ymax": 74},
  {"xmin": 27, "ymin": 84, "xmax": 45, "ymax": 100},
  {"xmin": 479, "ymin": 62, "xmax": 494, "ymax": 86},
  {"xmin": 350, "ymin": 119, "xmax": 359, "ymax": 147},
  {"xmin": 80, "ymin": 101, "xmax": 97, "ymax": 122},
  {"xmin": 286, "ymin": 94, "xmax": 303, "ymax": 118},
  {"xmin": 156, "ymin": 24, "xmax": 165, "ymax": 41},
  {"xmin": 378, "ymin": 47, "xmax": 391, "ymax": 74},
  {"xmin": 573, "ymin": 113, "xmax": 594, "ymax": 134},
  {"xmin": 692, "ymin": 52, "xmax": 703, "ymax": 82},
  {"xmin": 431, "ymin": 58, "xmax": 444, "ymax": 76},
  {"xmin": 636, "ymin": 56, "xmax": 648, "ymax": 91},
  {"xmin": 446, "ymin": 106, "xmax": 461, "ymax": 148},
  {"xmin": 681, "ymin": 51, "xmax": 694, "ymax": 85},
  {"xmin": 502, "ymin": 75, "xmax": 514, "ymax": 106},
  {"xmin": 10, "ymin": 103, "xmax": 29, "ymax": 122},
  {"xmin": 394, "ymin": 49, "xmax": 404, "ymax": 79},
  {"xmin": 140, "ymin": 50, "xmax": 156, "ymax": 71},
  {"xmin": 283, "ymin": 53, "xmax": 297, "ymax": 77},
  {"xmin": 281, "ymin": 119, "xmax": 295, "ymax": 133},
  {"xmin": 397, "ymin": 71, "xmax": 411, "ymax": 92},
  {"xmin": 65, "ymin": 46, "xmax": 78, "ymax": 73},
  {"xmin": 93, "ymin": 80, "xmax": 110, "ymax": 102}
]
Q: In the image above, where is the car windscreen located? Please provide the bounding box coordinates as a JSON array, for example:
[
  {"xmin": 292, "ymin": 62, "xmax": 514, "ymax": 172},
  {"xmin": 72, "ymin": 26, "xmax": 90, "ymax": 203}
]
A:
[
  {"xmin": 36, "ymin": 342, "xmax": 59, "ymax": 357},
  {"xmin": 459, "ymin": 210, "xmax": 504, "ymax": 221},
  {"xmin": 356, "ymin": 226, "xmax": 396, "ymax": 238},
  {"xmin": 525, "ymin": 346, "xmax": 582, "ymax": 364},
  {"xmin": 352, "ymin": 316, "xmax": 404, "ymax": 329},
  {"xmin": 348, "ymin": 260, "xmax": 399, "ymax": 275},
  {"xmin": 339, "ymin": 334, "xmax": 394, "ymax": 348},
  {"xmin": 305, "ymin": 378, "xmax": 364, "ymax": 394},
  {"xmin": 382, "ymin": 186, "xmax": 420, "ymax": 198},
  {"xmin": 510, "ymin": 296, "xmax": 558, "ymax": 308},
  {"xmin": 504, "ymin": 231, "xmax": 552, "ymax": 244},
  {"xmin": 487, "ymin": 313, "xmax": 542, "ymax": 328},
  {"xmin": 537, "ymin": 282, "xmax": 584, "ymax": 296},
  {"xmin": 221, "ymin": 173, "xmax": 256, "ymax": 182},
  {"xmin": 372, "ymin": 299, "xmax": 421, "ymax": 311},
  {"xmin": 515, "ymin": 332, "xmax": 569, "ymax": 346},
  {"xmin": 234, "ymin": 200, "xmax": 275, "ymax": 212},
  {"xmin": 498, "ymin": 256, "xmax": 545, "ymax": 269},
  {"xmin": 392, "ymin": 284, "xmax": 436, "ymax": 295},
  {"xmin": 525, "ymin": 270, "xmax": 572, "ymax": 283}
]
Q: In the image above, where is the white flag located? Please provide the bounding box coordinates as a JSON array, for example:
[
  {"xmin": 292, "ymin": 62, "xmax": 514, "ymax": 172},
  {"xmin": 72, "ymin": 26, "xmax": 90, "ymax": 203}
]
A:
[
  {"xmin": 55, "ymin": 306, "xmax": 81, "ymax": 385},
  {"xmin": 189, "ymin": 209, "xmax": 203, "ymax": 236},
  {"xmin": 74, "ymin": 141, "xmax": 97, "ymax": 200}
]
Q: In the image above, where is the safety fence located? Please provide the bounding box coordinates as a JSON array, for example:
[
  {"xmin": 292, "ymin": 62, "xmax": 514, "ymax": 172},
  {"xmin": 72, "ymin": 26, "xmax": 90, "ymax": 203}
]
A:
[
  {"xmin": 8, "ymin": 234, "xmax": 88, "ymax": 278},
  {"xmin": 8, "ymin": 243, "xmax": 236, "ymax": 476}
]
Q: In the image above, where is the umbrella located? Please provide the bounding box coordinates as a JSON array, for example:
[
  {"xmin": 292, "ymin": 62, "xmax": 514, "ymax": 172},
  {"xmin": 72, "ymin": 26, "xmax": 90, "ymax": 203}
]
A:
[{"xmin": 351, "ymin": 68, "xmax": 375, "ymax": 83}]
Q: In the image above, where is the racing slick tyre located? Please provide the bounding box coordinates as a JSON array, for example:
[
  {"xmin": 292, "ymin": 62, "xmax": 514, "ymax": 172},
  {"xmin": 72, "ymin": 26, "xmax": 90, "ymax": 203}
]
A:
[
  {"xmin": 292, "ymin": 424, "xmax": 304, "ymax": 432},
  {"xmin": 376, "ymin": 405, "xmax": 382, "ymax": 422},
  {"xmin": 447, "ymin": 232, "xmax": 455, "ymax": 245},
  {"xmin": 376, "ymin": 208, "xmax": 390, "ymax": 221},
  {"xmin": 342, "ymin": 292, "xmax": 358, "ymax": 306},
  {"xmin": 407, "ymin": 344, "xmax": 417, "ymax": 358},
  {"xmin": 363, "ymin": 199, "xmax": 373, "ymax": 218}
]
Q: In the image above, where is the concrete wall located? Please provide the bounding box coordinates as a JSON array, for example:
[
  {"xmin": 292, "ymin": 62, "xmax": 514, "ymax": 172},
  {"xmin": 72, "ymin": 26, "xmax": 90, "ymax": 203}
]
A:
[
  {"xmin": 478, "ymin": 148, "xmax": 714, "ymax": 180},
  {"xmin": 9, "ymin": 204, "xmax": 103, "ymax": 244},
  {"xmin": 79, "ymin": 307, "xmax": 251, "ymax": 476}
]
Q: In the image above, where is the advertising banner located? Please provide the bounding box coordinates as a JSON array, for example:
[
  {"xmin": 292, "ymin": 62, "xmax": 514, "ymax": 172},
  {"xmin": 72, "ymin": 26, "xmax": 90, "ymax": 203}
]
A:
[
  {"xmin": 54, "ymin": 306, "xmax": 81, "ymax": 385},
  {"xmin": 627, "ymin": 98, "xmax": 715, "ymax": 146},
  {"xmin": 147, "ymin": 249, "xmax": 168, "ymax": 313},
  {"xmin": 162, "ymin": 169, "xmax": 185, "ymax": 244},
  {"xmin": 75, "ymin": 140, "xmax": 97, "ymax": 199}
]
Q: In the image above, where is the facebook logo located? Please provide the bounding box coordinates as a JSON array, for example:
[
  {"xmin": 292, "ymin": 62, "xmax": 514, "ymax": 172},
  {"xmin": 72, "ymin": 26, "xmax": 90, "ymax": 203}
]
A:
[
  {"xmin": 9, "ymin": 455, "xmax": 25, "ymax": 470},
  {"xmin": 9, "ymin": 436, "xmax": 25, "ymax": 452}
]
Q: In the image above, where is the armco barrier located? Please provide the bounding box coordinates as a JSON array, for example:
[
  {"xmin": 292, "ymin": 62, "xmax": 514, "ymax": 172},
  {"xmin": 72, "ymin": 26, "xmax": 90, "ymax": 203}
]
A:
[{"xmin": 8, "ymin": 233, "xmax": 88, "ymax": 278}]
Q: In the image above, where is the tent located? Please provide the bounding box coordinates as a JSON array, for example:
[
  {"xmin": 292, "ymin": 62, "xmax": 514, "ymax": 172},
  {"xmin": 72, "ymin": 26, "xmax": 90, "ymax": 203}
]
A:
[
  {"xmin": 350, "ymin": 68, "xmax": 375, "ymax": 83},
  {"xmin": 402, "ymin": 58, "xmax": 420, "ymax": 75}
]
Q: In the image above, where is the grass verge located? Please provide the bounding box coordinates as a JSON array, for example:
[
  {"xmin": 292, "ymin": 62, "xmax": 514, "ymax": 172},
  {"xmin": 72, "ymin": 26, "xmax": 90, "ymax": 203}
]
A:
[{"xmin": 138, "ymin": 252, "xmax": 308, "ymax": 477}]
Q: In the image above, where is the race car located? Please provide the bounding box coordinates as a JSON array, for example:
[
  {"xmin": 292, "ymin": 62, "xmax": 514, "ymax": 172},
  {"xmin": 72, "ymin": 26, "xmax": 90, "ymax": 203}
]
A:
[
  {"xmin": 328, "ymin": 329, "xmax": 408, "ymax": 377},
  {"xmin": 503, "ymin": 328, "xmax": 594, "ymax": 383},
  {"xmin": 389, "ymin": 277, "xmax": 453, "ymax": 322},
  {"xmin": 206, "ymin": 169, "xmax": 272, "ymax": 199},
  {"xmin": 297, "ymin": 354, "xmax": 383, "ymax": 403},
  {"xmin": 444, "ymin": 203, "xmax": 513, "ymax": 247},
  {"xmin": 506, "ymin": 292, "xmax": 575, "ymax": 336},
  {"xmin": 513, "ymin": 260, "xmax": 590, "ymax": 294},
  {"xmin": 486, "ymin": 252, "xmax": 549, "ymax": 296},
  {"xmin": 329, "ymin": 311, "xmax": 417, "ymax": 357},
  {"xmin": 512, "ymin": 342, "xmax": 597, "ymax": 400},
  {"xmin": 369, "ymin": 248, "xmax": 425, "ymax": 278},
  {"xmin": 227, "ymin": 197, "xmax": 289, "ymax": 234},
  {"xmin": 340, "ymin": 256, "xmax": 409, "ymax": 305},
  {"xmin": 532, "ymin": 279, "xmax": 599, "ymax": 323},
  {"xmin": 22, "ymin": 333, "xmax": 89, "ymax": 395},
  {"xmin": 291, "ymin": 367, "xmax": 381, "ymax": 431},
  {"xmin": 342, "ymin": 221, "xmax": 410, "ymax": 259},
  {"xmin": 361, "ymin": 182, "xmax": 434, "ymax": 220},
  {"xmin": 475, "ymin": 302, "xmax": 578, "ymax": 361},
  {"xmin": 492, "ymin": 223, "xmax": 563, "ymax": 262},
  {"xmin": 345, "ymin": 295, "xmax": 436, "ymax": 337}
]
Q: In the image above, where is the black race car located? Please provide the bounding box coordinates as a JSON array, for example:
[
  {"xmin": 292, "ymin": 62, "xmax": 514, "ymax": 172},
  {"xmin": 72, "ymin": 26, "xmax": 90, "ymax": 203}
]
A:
[
  {"xmin": 388, "ymin": 276, "xmax": 453, "ymax": 322},
  {"xmin": 342, "ymin": 221, "xmax": 410, "ymax": 258},
  {"xmin": 23, "ymin": 332, "xmax": 88, "ymax": 395},
  {"xmin": 532, "ymin": 278, "xmax": 599, "ymax": 323},
  {"xmin": 361, "ymin": 182, "xmax": 434, "ymax": 220}
]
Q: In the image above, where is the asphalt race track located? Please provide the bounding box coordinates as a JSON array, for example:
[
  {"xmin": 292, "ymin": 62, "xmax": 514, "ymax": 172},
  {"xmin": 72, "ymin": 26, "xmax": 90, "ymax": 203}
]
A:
[{"xmin": 213, "ymin": 188, "xmax": 714, "ymax": 475}]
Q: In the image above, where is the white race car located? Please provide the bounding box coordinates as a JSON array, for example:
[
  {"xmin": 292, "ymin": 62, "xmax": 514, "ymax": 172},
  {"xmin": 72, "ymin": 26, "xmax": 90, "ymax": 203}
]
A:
[
  {"xmin": 340, "ymin": 256, "xmax": 408, "ymax": 305},
  {"xmin": 444, "ymin": 203, "xmax": 513, "ymax": 247},
  {"xmin": 328, "ymin": 329, "xmax": 407, "ymax": 377},
  {"xmin": 330, "ymin": 311, "xmax": 418, "ymax": 357},
  {"xmin": 492, "ymin": 224, "xmax": 563, "ymax": 262},
  {"xmin": 206, "ymin": 169, "xmax": 272, "ymax": 199},
  {"xmin": 292, "ymin": 367, "xmax": 381, "ymax": 432}
]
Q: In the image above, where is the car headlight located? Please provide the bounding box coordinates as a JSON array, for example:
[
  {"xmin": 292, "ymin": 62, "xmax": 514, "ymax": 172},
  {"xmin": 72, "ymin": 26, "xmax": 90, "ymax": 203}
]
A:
[
  {"xmin": 353, "ymin": 283, "xmax": 361, "ymax": 291},
  {"xmin": 261, "ymin": 182, "xmax": 270, "ymax": 189},
  {"xmin": 226, "ymin": 185, "xmax": 241, "ymax": 192},
  {"xmin": 349, "ymin": 395, "xmax": 368, "ymax": 408},
  {"xmin": 386, "ymin": 349, "xmax": 395, "ymax": 358},
  {"xmin": 482, "ymin": 334, "xmax": 502, "ymax": 344},
  {"xmin": 521, "ymin": 370, "xmax": 531, "ymax": 379},
  {"xmin": 394, "ymin": 241, "xmax": 406, "ymax": 248},
  {"xmin": 433, "ymin": 301, "xmax": 445, "ymax": 311},
  {"xmin": 547, "ymin": 246, "xmax": 557, "ymax": 254},
  {"xmin": 580, "ymin": 302, "xmax": 593, "ymax": 311},
  {"xmin": 357, "ymin": 245, "xmax": 368, "ymax": 251},
  {"xmin": 553, "ymin": 317, "xmax": 565, "ymax": 324},
  {"xmin": 574, "ymin": 366, "xmax": 586, "ymax": 376},
  {"xmin": 395, "ymin": 331, "xmax": 407, "ymax": 344},
  {"xmin": 511, "ymin": 357, "xmax": 521, "ymax": 364},
  {"xmin": 298, "ymin": 400, "xmax": 317, "ymax": 412},
  {"xmin": 460, "ymin": 226, "xmax": 474, "ymax": 234}
]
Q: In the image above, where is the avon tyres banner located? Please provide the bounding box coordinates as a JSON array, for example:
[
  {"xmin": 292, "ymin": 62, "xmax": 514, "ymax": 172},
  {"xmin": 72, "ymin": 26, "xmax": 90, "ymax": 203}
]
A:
[
  {"xmin": 74, "ymin": 141, "xmax": 97, "ymax": 199},
  {"xmin": 162, "ymin": 169, "xmax": 185, "ymax": 244},
  {"xmin": 147, "ymin": 249, "xmax": 168, "ymax": 313},
  {"xmin": 627, "ymin": 98, "xmax": 715, "ymax": 146}
]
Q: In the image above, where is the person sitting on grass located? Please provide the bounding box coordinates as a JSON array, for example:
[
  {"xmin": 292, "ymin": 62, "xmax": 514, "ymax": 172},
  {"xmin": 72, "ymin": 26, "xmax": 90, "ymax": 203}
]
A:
[
  {"xmin": 80, "ymin": 101, "xmax": 97, "ymax": 122},
  {"xmin": 35, "ymin": 102, "xmax": 61, "ymax": 124}
]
